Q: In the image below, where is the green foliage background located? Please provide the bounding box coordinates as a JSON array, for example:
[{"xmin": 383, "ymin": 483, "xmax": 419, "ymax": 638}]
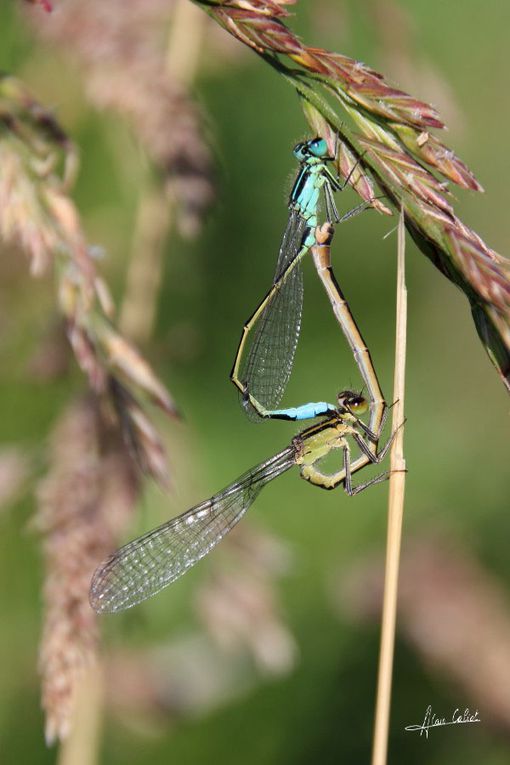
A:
[{"xmin": 0, "ymin": 1, "xmax": 509, "ymax": 762}]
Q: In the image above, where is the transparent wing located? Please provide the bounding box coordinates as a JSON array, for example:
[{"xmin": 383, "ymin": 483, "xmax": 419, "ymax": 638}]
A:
[
  {"xmin": 241, "ymin": 210, "xmax": 307, "ymax": 421},
  {"xmin": 90, "ymin": 447, "xmax": 296, "ymax": 613}
]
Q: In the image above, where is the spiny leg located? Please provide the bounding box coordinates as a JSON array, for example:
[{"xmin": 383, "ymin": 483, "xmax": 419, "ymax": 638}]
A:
[
  {"xmin": 320, "ymin": 163, "xmax": 372, "ymax": 223},
  {"xmin": 342, "ymin": 440, "xmax": 392, "ymax": 497},
  {"xmin": 324, "ymin": 180, "xmax": 340, "ymax": 223},
  {"xmin": 338, "ymin": 200, "xmax": 373, "ymax": 224},
  {"xmin": 351, "ymin": 418, "xmax": 404, "ymax": 465},
  {"xmin": 323, "ymin": 149, "xmax": 366, "ymax": 193},
  {"xmin": 299, "ymin": 419, "xmax": 404, "ymax": 492},
  {"xmin": 323, "ymin": 148, "xmax": 373, "ymax": 206}
]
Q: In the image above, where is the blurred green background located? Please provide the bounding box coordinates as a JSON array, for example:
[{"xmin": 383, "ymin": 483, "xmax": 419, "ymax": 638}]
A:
[{"xmin": 1, "ymin": 1, "xmax": 510, "ymax": 763}]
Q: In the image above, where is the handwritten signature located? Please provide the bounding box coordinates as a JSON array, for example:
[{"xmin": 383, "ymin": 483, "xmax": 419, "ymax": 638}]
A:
[{"xmin": 405, "ymin": 705, "xmax": 480, "ymax": 738}]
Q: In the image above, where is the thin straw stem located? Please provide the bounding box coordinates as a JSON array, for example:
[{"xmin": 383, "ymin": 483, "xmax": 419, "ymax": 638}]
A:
[
  {"xmin": 371, "ymin": 207, "xmax": 407, "ymax": 765},
  {"xmin": 166, "ymin": 0, "xmax": 206, "ymax": 87},
  {"xmin": 119, "ymin": 0, "xmax": 206, "ymax": 343},
  {"xmin": 119, "ymin": 182, "xmax": 173, "ymax": 342},
  {"xmin": 56, "ymin": 665, "xmax": 103, "ymax": 765}
]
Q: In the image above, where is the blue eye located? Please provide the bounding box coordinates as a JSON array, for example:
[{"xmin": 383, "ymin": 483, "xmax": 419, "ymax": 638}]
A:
[{"xmin": 309, "ymin": 138, "xmax": 328, "ymax": 158}]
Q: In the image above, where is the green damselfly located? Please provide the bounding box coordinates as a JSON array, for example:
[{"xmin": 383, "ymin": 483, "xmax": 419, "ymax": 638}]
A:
[{"xmin": 90, "ymin": 391, "xmax": 397, "ymax": 614}]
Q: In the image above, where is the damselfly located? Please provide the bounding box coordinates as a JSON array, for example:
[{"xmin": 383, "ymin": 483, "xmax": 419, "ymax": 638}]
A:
[
  {"xmin": 90, "ymin": 391, "xmax": 397, "ymax": 614},
  {"xmin": 230, "ymin": 138, "xmax": 384, "ymax": 434}
]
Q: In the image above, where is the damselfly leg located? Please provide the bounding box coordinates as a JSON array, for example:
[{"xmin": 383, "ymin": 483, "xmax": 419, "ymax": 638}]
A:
[{"xmin": 91, "ymin": 393, "xmax": 402, "ymax": 613}]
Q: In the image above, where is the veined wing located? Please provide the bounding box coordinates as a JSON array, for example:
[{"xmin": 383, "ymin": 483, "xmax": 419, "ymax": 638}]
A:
[
  {"xmin": 242, "ymin": 209, "xmax": 307, "ymax": 420},
  {"xmin": 90, "ymin": 447, "xmax": 296, "ymax": 613}
]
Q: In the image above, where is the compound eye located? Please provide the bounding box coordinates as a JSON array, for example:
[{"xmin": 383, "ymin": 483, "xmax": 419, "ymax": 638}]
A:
[
  {"xmin": 309, "ymin": 137, "xmax": 328, "ymax": 157},
  {"xmin": 349, "ymin": 395, "xmax": 368, "ymax": 415},
  {"xmin": 293, "ymin": 142, "xmax": 306, "ymax": 159}
]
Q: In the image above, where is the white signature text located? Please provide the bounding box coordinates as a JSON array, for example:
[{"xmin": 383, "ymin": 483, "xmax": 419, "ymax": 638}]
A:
[{"xmin": 405, "ymin": 705, "xmax": 480, "ymax": 738}]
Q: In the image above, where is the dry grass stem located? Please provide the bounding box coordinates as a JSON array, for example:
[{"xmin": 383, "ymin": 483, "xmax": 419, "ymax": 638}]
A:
[
  {"xmin": 371, "ymin": 209, "xmax": 407, "ymax": 765},
  {"xmin": 166, "ymin": 0, "xmax": 207, "ymax": 86},
  {"xmin": 119, "ymin": 184, "xmax": 172, "ymax": 344},
  {"xmin": 119, "ymin": 3, "xmax": 208, "ymax": 343},
  {"xmin": 343, "ymin": 532, "xmax": 510, "ymax": 732},
  {"xmin": 56, "ymin": 664, "xmax": 103, "ymax": 765}
]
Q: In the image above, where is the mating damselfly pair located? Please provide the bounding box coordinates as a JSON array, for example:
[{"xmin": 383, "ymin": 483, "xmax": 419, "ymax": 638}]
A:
[{"xmin": 90, "ymin": 137, "xmax": 398, "ymax": 614}]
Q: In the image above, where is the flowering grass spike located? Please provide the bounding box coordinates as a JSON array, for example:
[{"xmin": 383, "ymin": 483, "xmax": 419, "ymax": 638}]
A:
[{"xmin": 194, "ymin": 0, "xmax": 510, "ymax": 392}]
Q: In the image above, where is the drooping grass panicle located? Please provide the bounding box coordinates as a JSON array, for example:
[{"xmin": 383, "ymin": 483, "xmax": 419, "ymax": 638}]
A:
[
  {"xmin": 34, "ymin": 396, "xmax": 140, "ymax": 744},
  {"xmin": 3, "ymin": 5, "xmax": 221, "ymax": 744},
  {"xmin": 194, "ymin": 0, "xmax": 510, "ymax": 393},
  {"xmin": 0, "ymin": 73, "xmax": 176, "ymax": 486}
]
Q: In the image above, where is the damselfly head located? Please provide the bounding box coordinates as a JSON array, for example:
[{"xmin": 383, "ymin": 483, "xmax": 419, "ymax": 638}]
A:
[
  {"xmin": 293, "ymin": 137, "xmax": 329, "ymax": 162},
  {"xmin": 337, "ymin": 390, "xmax": 368, "ymax": 415}
]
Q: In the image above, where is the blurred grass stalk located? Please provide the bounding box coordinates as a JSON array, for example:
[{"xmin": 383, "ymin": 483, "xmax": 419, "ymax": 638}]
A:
[
  {"xmin": 1, "ymin": 0, "xmax": 213, "ymax": 747},
  {"xmin": 0, "ymin": 72, "xmax": 178, "ymax": 487},
  {"xmin": 44, "ymin": 0, "xmax": 209, "ymax": 755},
  {"xmin": 119, "ymin": 0, "xmax": 206, "ymax": 343},
  {"xmin": 0, "ymin": 74, "xmax": 177, "ymax": 747},
  {"xmin": 371, "ymin": 208, "xmax": 407, "ymax": 765},
  {"xmin": 57, "ymin": 665, "xmax": 103, "ymax": 765},
  {"xmin": 193, "ymin": 0, "xmax": 510, "ymax": 395}
]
